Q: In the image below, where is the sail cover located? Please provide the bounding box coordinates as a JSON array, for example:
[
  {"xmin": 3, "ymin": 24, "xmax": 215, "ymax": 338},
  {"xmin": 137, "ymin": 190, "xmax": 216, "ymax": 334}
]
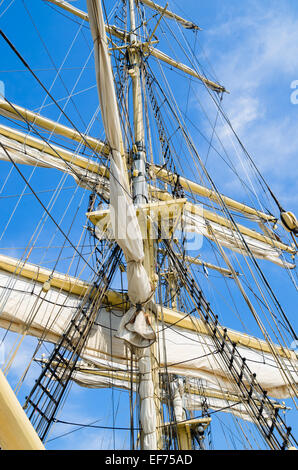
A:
[
  {"xmin": 86, "ymin": 0, "xmax": 157, "ymax": 450},
  {"xmin": 45, "ymin": 360, "xmax": 277, "ymax": 424},
  {"xmin": 86, "ymin": 0, "xmax": 156, "ymax": 349},
  {"xmin": 0, "ymin": 134, "xmax": 109, "ymax": 197},
  {"xmin": 183, "ymin": 208, "xmax": 295, "ymax": 269},
  {"xmin": 0, "ymin": 268, "xmax": 296, "ymax": 400}
]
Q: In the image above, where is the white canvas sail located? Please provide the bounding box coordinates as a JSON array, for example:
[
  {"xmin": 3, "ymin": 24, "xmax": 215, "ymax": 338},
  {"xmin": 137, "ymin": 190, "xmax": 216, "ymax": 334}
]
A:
[
  {"xmin": 86, "ymin": 0, "xmax": 155, "ymax": 349},
  {"xmin": 0, "ymin": 134, "xmax": 109, "ymax": 197},
  {"xmin": 183, "ymin": 208, "xmax": 295, "ymax": 269},
  {"xmin": 0, "ymin": 0, "xmax": 297, "ymax": 451},
  {"xmin": 0, "ymin": 265, "xmax": 296, "ymax": 400},
  {"xmin": 48, "ymin": 360, "xmax": 276, "ymax": 424}
]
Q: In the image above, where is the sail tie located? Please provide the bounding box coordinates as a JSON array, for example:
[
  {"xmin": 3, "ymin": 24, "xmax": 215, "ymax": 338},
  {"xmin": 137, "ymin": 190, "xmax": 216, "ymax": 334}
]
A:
[{"xmin": 116, "ymin": 280, "xmax": 156, "ymax": 348}]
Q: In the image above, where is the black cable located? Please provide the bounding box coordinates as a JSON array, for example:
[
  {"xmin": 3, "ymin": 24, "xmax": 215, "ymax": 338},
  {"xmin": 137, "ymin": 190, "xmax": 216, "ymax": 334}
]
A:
[
  {"xmin": 0, "ymin": 28, "xmax": 132, "ymax": 202},
  {"xmin": 161, "ymin": 239, "xmax": 297, "ymax": 449},
  {"xmin": 52, "ymin": 418, "xmax": 141, "ymax": 431},
  {"xmin": 0, "ymin": 142, "xmax": 98, "ymax": 275}
]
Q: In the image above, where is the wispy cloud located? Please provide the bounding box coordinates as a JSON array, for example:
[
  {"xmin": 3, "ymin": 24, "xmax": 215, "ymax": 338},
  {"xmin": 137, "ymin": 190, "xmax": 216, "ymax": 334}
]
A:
[{"xmin": 200, "ymin": 0, "xmax": 298, "ymax": 207}]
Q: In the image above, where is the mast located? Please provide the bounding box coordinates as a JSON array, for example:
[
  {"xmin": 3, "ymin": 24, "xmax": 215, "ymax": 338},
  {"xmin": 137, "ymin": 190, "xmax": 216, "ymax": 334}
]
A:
[
  {"xmin": 128, "ymin": 0, "xmax": 148, "ymax": 205},
  {"xmin": 127, "ymin": 0, "xmax": 204, "ymax": 450},
  {"xmin": 128, "ymin": 0, "xmax": 160, "ymax": 450},
  {"xmin": 0, "ymin": 370, "xmax": 44, "ymax": 450},
  {"xmin": 0, "ymin": 0, "xmax": 296, "ymax": 451}
]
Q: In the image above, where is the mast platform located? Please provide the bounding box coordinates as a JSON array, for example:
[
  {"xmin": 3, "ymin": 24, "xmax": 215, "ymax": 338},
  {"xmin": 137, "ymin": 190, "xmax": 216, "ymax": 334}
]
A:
[{"xmin": 163, "ymin": 417, "xmax": 211, "ymax": 450}]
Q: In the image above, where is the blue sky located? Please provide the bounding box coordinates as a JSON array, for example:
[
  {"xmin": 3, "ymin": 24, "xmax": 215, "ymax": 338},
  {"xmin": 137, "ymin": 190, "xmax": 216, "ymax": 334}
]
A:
[{"xmin": 0, "ymin": 0, "xmax": 297, "ymax": 450}]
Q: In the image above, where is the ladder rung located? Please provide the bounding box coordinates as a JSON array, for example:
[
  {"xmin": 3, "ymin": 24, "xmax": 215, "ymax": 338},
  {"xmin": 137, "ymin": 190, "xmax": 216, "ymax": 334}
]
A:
[
  {"xmin": 27, "ymin": 399, "xmax": 50, "ymax": 421},
  {"xmin": 39, "ymin": 383, "xmax": 58, "ymax": 405},
  {"xmin": 61, "ymin": 334, "xmax": 79, "ymax": 351},
  {"xmin": 48, "ymin": 367, "xmax": 65, "ymax": 382}
]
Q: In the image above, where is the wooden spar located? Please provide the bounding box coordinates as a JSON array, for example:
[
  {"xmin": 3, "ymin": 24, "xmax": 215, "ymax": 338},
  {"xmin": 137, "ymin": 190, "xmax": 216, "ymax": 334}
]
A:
[
  {"xmin": 0, "ymin": 124, "xmax": 109, "ymax": 177},
  {"xmin": 0, "ymin": 370, "xmax": 44, "ymax": 450},
  {"xmin": 158, "ymin": 249, "xmax": 236, "ymax": 277},
  {"xmin": 0, "ymin": 101, "xmax": 108, "ymax": 154},
  {"xmin": 0, "ymin": 122, "xmax": 278, "ymax": 224},
  {"xmin": 138, "ymin": 0, "xmax": 201, "ymax": 30},
  {"xmin": 0, "ymin": 253, "xmax": 296, "ymax": 360},
  {"xmin": 43, "ymin": 0, "xmax": 225, "ymax": 93},
  {"xmin": 150, "ymin": 165, "xmax": 275, "ymax": 222},
  {"xmin": 0, "ymin": 125, "xmax": 294, "ymax": 257}
]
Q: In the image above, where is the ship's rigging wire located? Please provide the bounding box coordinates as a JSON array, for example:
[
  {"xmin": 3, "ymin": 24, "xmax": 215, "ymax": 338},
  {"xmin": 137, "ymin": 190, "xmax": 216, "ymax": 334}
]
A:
[
  {"xmin": 174, "ymin": 247, "xmax": 298, "ymax": 404},
  {"xmin": 0, "ymin": 82, "xmax": 111, "ymax": 320},
  {"xmin": 0, "ymin": 141, "xmax": 288, "ymax": 372},
  {"xmin": 161, "ymin": 239, "xmax": 297, "ymax": 449},
  {"xmin": 174, "ymin": 16, "xmax": 294, "ymax": 222},
  {"xmin": 12, "ymin": 239, "xmax": 115, "ymax": 396},
  {"xmin": 0, "ymin": 0, "xmax": 15, "ymax": 19},
  {"xmin": 0, "ymin": 90, "xmax": 108, "ymax": 280},
  {"xmin": 22, "ymin": 0, "xmax": 90, "ymax": 131},
  {"xmin": 0, "ymin": 185, "xmax": 76, "ymax": 199},
  {"xmin": 204, "ymin": 223, "xmax": 298, "ymax": 389},
  {"xmin": 48, "ymin": 395, "xmax": 274, "ymax": 429},
  {"xmin": 4, "ymin": 0, "xmax": 294, "ymax": 352},
  {"xmin": 142, "ymin": 209, "xmax": 293, "ymax": 446},
  {"xmin": 47, "ymin": 417, "xmax": 103, "ymax": 443},
  {"xmin": 0, "ymin": 0, "xmax": 296, "ymax": 450},
  {"xmin": 140, "ymin": 59, "xmax": 298, "ymax": 400},
  {"xmin": 23, "ymin": 244, "xmax": 122, "ymax": 441},
  {"xmin": 147, "ymin": 190, "xmax": 295, "ymax": 446},
  {"xmin": 157, "ymin": 292, "xmax": 289, "ymax": 445},
  {"xmin": 154, "ymin": 15, "xmax": 295, "ymax": 248},
  {"xmin": 132, "ymin": 8, "xmax": 296, "ymax": 436},
  {"xmin": 0, "ymin": 29, "xmax": 135, "ymax": 203},
  {"xmin": 0, "ymin": 233, "xmax": 113, "ymax": 370},
  {"xmin": 146, "ymin": 57, "xmax": 297, "ymax": 345},
  {"xmin": 3, "ymin": 169, "xmax": 110, "ymax": 364}
]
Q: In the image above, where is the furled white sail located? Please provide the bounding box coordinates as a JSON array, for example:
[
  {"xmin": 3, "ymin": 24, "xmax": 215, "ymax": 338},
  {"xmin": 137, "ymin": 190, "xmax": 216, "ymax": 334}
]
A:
[
  {"xmin": 182, "ymin": 393, "xmax": 275, "ymax": 423},
  {"xmin": 86, "ymin": 0, "xmax": 155, "ymax": 349},
  {"xmin": 183, "ymin": 208, "xmax": 295, "ymax": 269},
  {"xmin": 1, "ymin": 131, "xmax": 293, "ymax": 270},
  {"xmin": 37, "ymin": 359, "xmax": 280, "ymax": 424},
  {"xmin": 0, "ymin": 267, "xmax": 296, "ymax": 400},
  {"xmin": 0, "ymin": 134, "xmax": 109, "ymax": 197},
  {"xmin": 86, "ymin": 0, "xmax": 157, "ymax": 449},
  {"xmin": 139, "ymin": 0, "xmax": 200, "ymax": 30}
]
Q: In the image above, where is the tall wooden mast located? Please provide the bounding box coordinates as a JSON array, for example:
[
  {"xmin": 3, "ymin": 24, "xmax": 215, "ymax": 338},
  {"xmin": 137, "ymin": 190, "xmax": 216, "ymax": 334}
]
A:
[{"xmin": 128, "ymin": 0, "xmax": 161, "ymax": 450}]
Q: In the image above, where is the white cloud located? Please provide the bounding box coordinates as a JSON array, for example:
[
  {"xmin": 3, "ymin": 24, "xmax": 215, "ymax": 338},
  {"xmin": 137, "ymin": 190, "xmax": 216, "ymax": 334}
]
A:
[
  {"xmin": 199, "ymin": 1, "xmax": 298, "ymax": 207},
  {"xmin": 208, "ymin": 2, "xmax": 298, "ymax": 90}
]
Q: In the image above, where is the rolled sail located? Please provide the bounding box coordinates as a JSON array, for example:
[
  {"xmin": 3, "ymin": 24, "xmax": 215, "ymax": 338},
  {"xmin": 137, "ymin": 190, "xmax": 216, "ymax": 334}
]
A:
[
  {"xmin": 183, "ymin": 207, "xmax": 295, "ymax": 269},
  {"xmin": 0, "ymin": 132, "xmax": 109, "ymax": 198},
  {"xmin": 41, "ymin": 359, "xmax": 279, "ymax": 423}
]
